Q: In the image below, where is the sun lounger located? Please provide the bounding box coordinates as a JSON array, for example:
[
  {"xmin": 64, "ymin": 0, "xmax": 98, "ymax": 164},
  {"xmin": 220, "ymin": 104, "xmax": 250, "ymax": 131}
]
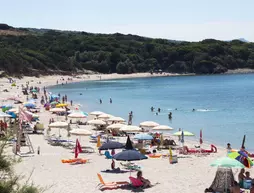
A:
[
  {"xmin": 129, "ymin": 176, "xmax": 143, "ymax": 188},
  {"xmin": 97, "ymin": 173, "xmax": 129, "ymax": 190}
]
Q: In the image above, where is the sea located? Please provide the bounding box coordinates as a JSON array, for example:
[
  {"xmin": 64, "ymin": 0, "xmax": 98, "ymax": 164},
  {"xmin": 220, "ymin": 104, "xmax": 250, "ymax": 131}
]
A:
[{"xmin": 49, "ymin": 74, "xmax": 254, "ymax": 150}]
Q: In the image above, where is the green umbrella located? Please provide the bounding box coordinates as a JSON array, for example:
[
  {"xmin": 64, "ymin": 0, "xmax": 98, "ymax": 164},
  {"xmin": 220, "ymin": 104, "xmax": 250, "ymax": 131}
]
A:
[
  {"xmin": 210, "ymin": 157, "xmax": 245, "ymax": 168},
  {"xmin": 50, "ymin": 101, "xmax": 59, "ymax": 105},
  {"xmin": 173, "ymin": 131, "xmax": 194, "ymax": 136}
]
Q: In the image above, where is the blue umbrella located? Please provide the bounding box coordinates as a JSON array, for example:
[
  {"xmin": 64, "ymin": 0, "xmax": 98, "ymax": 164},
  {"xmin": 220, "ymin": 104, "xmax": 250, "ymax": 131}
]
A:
[
  {"xmin": 113, "ymin": 149, "xmax": 148, "ymax": 161},
  {"xmin": 99, "ymin": 141, "xmax": 125, "ymax": 150},
  {"xmin": 181, "ymin": 130, "xmax": 184, "ymax": 143},
  {"xmin": 6, "ymin": 112, "xmax": 16, "ymax": 118},
  {"xmin": 134, "ymin": 133, "xmax": 153, "ymax": 140},
  {"xmin": 24, "ymin": 103, "xmax": 35, "ymax": 108}
]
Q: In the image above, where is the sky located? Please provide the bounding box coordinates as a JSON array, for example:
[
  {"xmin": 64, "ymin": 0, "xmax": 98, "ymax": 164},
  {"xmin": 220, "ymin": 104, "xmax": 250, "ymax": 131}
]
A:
[{"xmin": 1, "ymin": 0, "xmax": 254, "ymax": 42}]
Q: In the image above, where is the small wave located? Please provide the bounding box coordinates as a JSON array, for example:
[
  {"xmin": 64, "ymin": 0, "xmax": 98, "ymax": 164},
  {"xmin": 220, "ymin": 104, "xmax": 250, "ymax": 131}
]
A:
[{"xmin": 196, "ymin": 109, "xmax": 217, "ymax": 112}]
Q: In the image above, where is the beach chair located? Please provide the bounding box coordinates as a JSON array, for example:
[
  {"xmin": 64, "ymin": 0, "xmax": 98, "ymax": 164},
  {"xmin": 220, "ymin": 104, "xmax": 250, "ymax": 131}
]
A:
[
  {"xmin": 129, "ymin": 176, "xmax": 143, "ymax": 188},
  {"xmin": 97, "ymin": 173, "xmax": 129, "ymax": 190},
  {"xmin": 104, "ymin": 150, "xmax": 112, "ymax": 159}
]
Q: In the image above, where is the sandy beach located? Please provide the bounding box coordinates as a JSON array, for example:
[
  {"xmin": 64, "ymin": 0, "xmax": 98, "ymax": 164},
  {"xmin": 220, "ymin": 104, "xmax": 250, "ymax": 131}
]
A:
[{"xmin": 0, "ymin": 73, "xmax": 253, "ymax": 193}]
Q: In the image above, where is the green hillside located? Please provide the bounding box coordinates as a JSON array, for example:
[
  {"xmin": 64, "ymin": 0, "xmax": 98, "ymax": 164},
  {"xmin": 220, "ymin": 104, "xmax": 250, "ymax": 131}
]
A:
[{"xmin": 0, "ymin": 24, "xmax": 254, "ymax": 76}]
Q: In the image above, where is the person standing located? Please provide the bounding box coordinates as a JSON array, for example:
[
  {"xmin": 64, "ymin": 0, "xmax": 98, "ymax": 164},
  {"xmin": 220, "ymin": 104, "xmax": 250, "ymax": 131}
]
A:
[
  {"xmin": 110, "ymin": 98, "xmax": 112, "ymax": 104},
  {"xmin": 99, "ymin": 99, "xmax": 102, "ymax": 104}
]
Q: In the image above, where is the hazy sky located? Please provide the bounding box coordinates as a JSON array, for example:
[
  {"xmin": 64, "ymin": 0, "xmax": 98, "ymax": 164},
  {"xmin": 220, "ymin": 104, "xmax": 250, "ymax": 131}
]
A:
[{"xmin": 1, "ymin": 0, "xmax": 254, "ymax": 41}]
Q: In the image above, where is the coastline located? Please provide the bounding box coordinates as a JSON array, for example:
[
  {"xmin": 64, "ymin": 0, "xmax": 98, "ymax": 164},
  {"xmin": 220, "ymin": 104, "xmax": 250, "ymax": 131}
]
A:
[{"xmin": 1, "ymin": 72, "xmax": 253, "ymax": 193}]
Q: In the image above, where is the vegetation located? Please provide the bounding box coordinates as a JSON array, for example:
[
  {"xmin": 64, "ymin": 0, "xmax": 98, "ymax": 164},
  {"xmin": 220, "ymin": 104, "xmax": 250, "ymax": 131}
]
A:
[
  {"xmin": 0, "ymin": 138, "xmax": 43, "ymax": 193},
  {"xmin": 0, "ymin": 24, "xmax": 254, "ymax": 76}
]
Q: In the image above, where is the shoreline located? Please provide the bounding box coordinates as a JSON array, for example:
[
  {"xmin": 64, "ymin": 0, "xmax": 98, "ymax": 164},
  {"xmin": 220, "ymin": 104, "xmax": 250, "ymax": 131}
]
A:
[{"xmin": 1, "ymin": 71, "xmax": 253, "ymax": 193}]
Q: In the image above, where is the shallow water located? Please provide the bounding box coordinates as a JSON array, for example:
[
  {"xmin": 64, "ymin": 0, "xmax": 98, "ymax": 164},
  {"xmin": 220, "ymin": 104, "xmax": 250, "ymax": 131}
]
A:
[{"xmin": 49, "ymin": 74, "xmax": 254, "ymax": 150}]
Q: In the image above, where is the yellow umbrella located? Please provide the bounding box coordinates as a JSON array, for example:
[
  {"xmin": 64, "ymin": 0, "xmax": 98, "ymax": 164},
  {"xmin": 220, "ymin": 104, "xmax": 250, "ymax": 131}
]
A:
[
  {"xmin": 97, "ymin": 136, "xmax": 101, "ymax": 148},
  {"xmin": 169, "ymin": 147, "xmax": 173, "ymax": 163},
  {"xmin": 56, "ymin": 103, "xmax": 68, "ymax": 108}
]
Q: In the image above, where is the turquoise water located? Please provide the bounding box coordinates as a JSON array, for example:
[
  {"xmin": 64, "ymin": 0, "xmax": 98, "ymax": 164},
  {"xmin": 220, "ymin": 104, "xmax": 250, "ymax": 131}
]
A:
[{"xmin": 49, "ymin": 74, "xmax": 254, "ymax": 149}]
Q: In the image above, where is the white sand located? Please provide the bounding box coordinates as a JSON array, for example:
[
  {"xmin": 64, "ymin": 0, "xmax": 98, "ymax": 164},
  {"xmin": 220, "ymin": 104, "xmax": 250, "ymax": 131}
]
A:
[{"xmin": 0, "ymin": 73, "xmax": 252, "ymax": 193}]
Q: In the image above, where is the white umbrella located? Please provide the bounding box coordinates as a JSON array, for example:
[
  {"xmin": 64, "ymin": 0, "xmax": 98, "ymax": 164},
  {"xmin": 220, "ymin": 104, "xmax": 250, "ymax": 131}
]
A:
[
  {"xmin": 108, "ymin": 116, "xmax": 125, "ymax": 122},
  {"xmin": 89, "ymin": 111, "xmax": 104, "ymax": 116},
  {"xmin": 87, "ymin": 119, "xmax": 106, "ymax": 125},
  {"xmin": 49, "ymin": 121, "xmax": 68, "ymax": 128},
  {"xmin": 98, "ymin": 113, "xmax": 113, "ymax": 119},
  {"xmin": 25, "ymin": 111, "xmax": 39, "ymax": 118},
  {"xmin": 68, "ymin": 112, "xmax": 87, "ymax": 118},
  {"xmin": 120, "ymin": 125, "xmax": 142, "ymax": 132},
  {"xmin": 152, "ymin": 125, "xmax": 174, "ymax": 131},
  {"xmin": 0, "ymin": 112, "xmax": 11, "ymax": 118},
  {"xmin": 69, "ymin": 129, "xmax": 92, "ymax": 136},
  {"xmin": 8, "ymin": 108, "xmax": 19, "ymax": 113},
  {"xmin": 140, "ymin": 121, "xmax": 159, "ymax": 128},
  {"xmin": 107, "ymin": 123, "xmax": 126, "ymax": 130},
  {"xmin": 50, "ymin": 108, "xmax": 66, "ymax": 113}
]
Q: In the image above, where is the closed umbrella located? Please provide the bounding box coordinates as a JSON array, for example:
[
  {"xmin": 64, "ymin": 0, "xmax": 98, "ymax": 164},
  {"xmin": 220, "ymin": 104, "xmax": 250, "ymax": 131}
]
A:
[
  {"xmin": 181, "ymin": 131, "xmax": 184, "ymax": 144},
  {"xmin": 241, "ymin": 135, "xmax": 246, "ymax": 149},
  {"xmin": 97, "ymin": 136, "xmax": 101, "ymax": 148},
  {"xmin": 120, "ymin": 125, "xmax": 142, "ymax": 132},
  {"xmin": 140, "ymin": 121, "xmax": 159, "ymax": 128},
  {"xmin": 200, "ymin": 129, "xmax": 203, "ymax": 145},
  {"xmin": 134, "ymin": 133, "xmax": 153, "ymax": 140},
  {"xmin": 152, "ymin": 125, "xmax": 174, "ymax": 131},
  {"xmin": 99, "ymin": 141, "xmax": 125, "ymax": 150}
]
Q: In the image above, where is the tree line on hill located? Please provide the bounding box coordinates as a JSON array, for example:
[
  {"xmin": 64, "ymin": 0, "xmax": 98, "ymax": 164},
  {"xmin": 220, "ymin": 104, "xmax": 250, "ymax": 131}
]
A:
[{"xmin": 0, "ymin": 25, "xmax": 254, "ymax": 76}]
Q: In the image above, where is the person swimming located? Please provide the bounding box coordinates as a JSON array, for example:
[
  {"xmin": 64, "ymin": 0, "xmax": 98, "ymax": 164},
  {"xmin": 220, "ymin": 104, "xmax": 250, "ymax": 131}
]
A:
[
  {"xmin": 192, "ymin": 108, "xmax": 195, "ymax": 112},
  {"xmin": 151, "ymin": 107, "xmax": 154, "ymax": 112}
]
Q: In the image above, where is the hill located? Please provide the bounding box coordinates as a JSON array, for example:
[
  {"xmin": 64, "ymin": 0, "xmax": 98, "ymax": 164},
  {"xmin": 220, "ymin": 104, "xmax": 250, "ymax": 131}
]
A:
[{"xmin": 0, "ymin": 24, "xmax": 254, "ymax": 76}]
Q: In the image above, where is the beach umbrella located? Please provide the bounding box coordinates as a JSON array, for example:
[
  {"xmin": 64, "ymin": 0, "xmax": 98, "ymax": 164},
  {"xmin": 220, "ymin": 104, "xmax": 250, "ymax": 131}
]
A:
[
  {"xmin": 69, "ymin": 129, "xmax": 92, "ymax": 136},
  {"xmin": 8, "ymin": 108, "xmax": 19, "ymax": 113},
  {"xmin": 48, "ymin": 121, "xmax": 68, "ymax": 128},
  {"xmin": 68, "ymin": 112, "xmax": 87, "ymax": 119},
  {"xmin": 6, "ymin": 112, "xmax": 16, "ymax": 118},
  {"xmin": 97, "ymin": 136, "xmax": 101, "ymax": 148},
  {"xmin": 88, "ymin": 119, "xmax": 106, "ymax": 125},
  {"xmin": 139, "ymin": 121, "xmax": 159, "ymax": 128},
  {"xmin": 113, "ymin": 149, "xmax": 148, "ymax": 161},
  {"xmin": 241, "ymin": 135, "xmax": 246, "ymax": 148},
  {"xmin": 228, "ymin": 151, "xmax": 253, "ymax": 168},
  {"xmin": 49, "ymin": 108, "xmax": 66, "ymax": 113},
  {"xmin": 90, "ymin": 111, "xmax": 104, "ymax": 116},
  {"xmin": 107, "ymin": 123, "xmax": 125, "ymax": 130},
  {"xmin": 108, "ymin": 117, "xmax": 125, "ymax": 122},
  {"xmin": 210, "ymin": 157, "xmax": 245, "ymax": 168},
  {"xmin": 23, "ymin": 103, "xmax": 35, "ymax": 108},
  {"xmin": 31, "ymin": 89, "xmax": 37, "ymax": 93},
  {"xmin": 99, "ymin": 141, "xmax": 125, "ymax": 150},
  {"xmin": 180, "ymin": 131, "xmax": 184, "ymax": 144},
  {"xmin": 134, "ymin": 133, "xmax": 153, "ymax": 140},
  {"xmin": 200, "ymin": 129, "xmax": 203, "ymax": 145},
  {"xmin": 56, "ymin": 103, "xmax": 68, "ymax": 108},
  {"xmin": 152, "ymin": 125, "xmax": 174, "ymax": 131},
  {"xmin": 98, "ymin": 113, "xmax": 113, "ymax": 119},
  {"xmin": 120, "ymin": 125, "xmax": 142, "ymax": 132},
  {"xmin": 125, "ymin": 136, "xmax": 133, "ymax": 150},
  {"xmin": 173, "ymin": 131, "xmax": 194, "ymax": 136}
]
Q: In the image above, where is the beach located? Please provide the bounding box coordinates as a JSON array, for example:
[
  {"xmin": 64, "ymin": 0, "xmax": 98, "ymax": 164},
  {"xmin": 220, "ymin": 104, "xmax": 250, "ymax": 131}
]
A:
[{"xmin": 1, "ymin": 73, "xmax": 253, "ymax": 193}]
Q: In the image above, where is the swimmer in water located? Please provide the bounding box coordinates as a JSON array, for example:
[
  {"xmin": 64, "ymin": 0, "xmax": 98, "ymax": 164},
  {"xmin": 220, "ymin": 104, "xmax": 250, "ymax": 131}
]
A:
[
  {"xmin": 151, "ymin": 107, "xmax": 154, "ymax": 112},
  {"xmin": 100, "ymin": 99, "xmax": 102, "ymax": 104},
  {"xmin": 192, "ymin": 108, "xmax": 195, "ymax": 112}
]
